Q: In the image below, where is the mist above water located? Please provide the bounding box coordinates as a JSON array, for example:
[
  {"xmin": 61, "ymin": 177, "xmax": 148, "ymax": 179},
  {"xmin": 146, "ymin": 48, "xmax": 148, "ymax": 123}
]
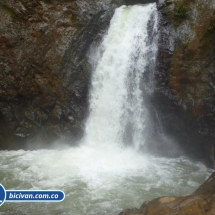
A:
[{"xmin": 0, "ymin": 148, "xmax": 211, "ymax": 215}]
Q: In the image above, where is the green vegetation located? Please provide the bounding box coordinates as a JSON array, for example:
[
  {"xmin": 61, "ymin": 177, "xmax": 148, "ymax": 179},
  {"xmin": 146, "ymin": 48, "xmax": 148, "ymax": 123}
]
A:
[
  {"xmin": 164, "ymin": 0, "xmax": 195, "ymax": 27},
  {"xmin": 172, "ymin": 4, "xmax": 187, "ymax": 27},
  {"xmin": 185, "ymin": 48, "xmax": 195, "ymax": 61},
  {"xmin": 0, "ymin": 3, "xmax": 18, "ymax": 19},
  {"xmin": 174, "ymin": 5, "xmax": 187, "ymax": 20},
  {"xmin": 204, "ymin": 18, "xmax": 215, "ymax": 40},
  {"xmin": 71, "ymin": 15, "xmax": 78, "ymax": 24},
  {"xmin": 200, "ymin": 16, "xmax": 215, "ymax": 57}
]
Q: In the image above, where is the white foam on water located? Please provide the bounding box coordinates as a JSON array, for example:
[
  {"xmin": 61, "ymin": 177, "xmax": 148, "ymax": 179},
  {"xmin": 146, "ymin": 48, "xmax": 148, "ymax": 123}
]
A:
[{"xmin": 0, "ymin": 148, "xmax": 212, "ymax": 215}]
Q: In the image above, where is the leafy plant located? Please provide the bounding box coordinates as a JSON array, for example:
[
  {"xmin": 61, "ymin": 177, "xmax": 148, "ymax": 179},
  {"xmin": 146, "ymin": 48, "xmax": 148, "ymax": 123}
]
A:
[{"xmin": 174, "ymin": 5, "xmax": 187, "ymax": 20}]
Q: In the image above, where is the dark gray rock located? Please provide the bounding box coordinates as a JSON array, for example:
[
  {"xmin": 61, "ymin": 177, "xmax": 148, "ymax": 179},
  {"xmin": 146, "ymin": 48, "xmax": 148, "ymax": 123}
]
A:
[
  {"xmin": 145, "ymin": 0, "xmax": 215, "ymax": 168},
  {"xmin": 0, "ymin": 0, "xmax": 121, "ymax": 149}
]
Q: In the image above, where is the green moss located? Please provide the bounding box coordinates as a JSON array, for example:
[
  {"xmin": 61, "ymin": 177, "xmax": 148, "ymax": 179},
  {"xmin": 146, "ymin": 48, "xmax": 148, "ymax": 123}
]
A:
[
  {"xmin": 174, "ymin": 5, "xmax": 187, "ymax": 19},
  {"xmin": 172, "ymin": 5, "xmax": 187, "ymax": 27},
  {"xmin": 71, "ymin": 15, "xmax": 78, "ymax": 24},
  {"xmin": 203, "ymin": 19, "xmax": 215, "ymax": 40},
  {"xmin": 182, "ymin": 92, "xmax": 190, "ymax": 104},
  {"xmin": 164, "ymin": 0, "xmax": 196, "ymax": 28},
  {"xmin": 185, "ymin": 49, "xmax": 195, "ymax": 61},
  {"xmin": 200, "ymin": 16, "xmax": 215, "ymax": 57},
  {"xmin": 0, "ymin": 3, "xmax": 18, "ymax": 19}
]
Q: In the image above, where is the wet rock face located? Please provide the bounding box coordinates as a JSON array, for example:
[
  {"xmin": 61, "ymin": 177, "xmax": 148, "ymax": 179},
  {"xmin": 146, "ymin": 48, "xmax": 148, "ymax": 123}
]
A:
[
  {"xmin": 119, "ymin": 171, "xmax": 215, "ymax": 215},
  {"xmin": 0, "ymin": 0, "xmax": 120, "ymax": 149},
  {"xmin": 146, "ymin": 0, "xmax": 215, "ymax": 168}
]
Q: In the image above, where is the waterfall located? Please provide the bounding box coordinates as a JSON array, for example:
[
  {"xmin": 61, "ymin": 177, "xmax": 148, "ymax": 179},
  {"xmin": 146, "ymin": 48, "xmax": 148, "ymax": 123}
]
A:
[
  {"xmin": 0, "ymin": 3, "xmax": 211, "ymax": 215},
  {"xmin": 85, "ymin": 3, "xmax": 158, "ymax": 150}
]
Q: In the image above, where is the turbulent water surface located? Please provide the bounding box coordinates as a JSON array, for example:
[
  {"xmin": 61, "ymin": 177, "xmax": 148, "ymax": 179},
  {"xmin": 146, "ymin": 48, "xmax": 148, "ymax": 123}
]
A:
[
  {"xmin": 0, "ymin": 3, "xmax": 213, "ymax": 215},
  {"xmin": 0, "ymin": 149, "xmax": 212, "ymax": 215}
]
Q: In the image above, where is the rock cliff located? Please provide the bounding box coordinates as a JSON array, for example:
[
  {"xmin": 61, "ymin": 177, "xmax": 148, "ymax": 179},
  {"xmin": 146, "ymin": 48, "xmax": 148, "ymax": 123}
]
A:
[
  {"xmin": 0, "ymin": 0, "xmax": 121, "ymax": 149},
  {"xmin": 146, "ymin": 0, "xmax": 215, "ymax": 168}
]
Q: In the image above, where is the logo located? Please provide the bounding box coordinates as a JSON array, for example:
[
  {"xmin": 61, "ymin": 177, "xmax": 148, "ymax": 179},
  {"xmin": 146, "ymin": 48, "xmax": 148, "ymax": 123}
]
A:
[
  {"xmin": 0, "ymin": 184, "xmax": 65, "ymax": 206},
  {"xmin": 0, "ymin": 184, "xmax": 6, "ymax": 206}
]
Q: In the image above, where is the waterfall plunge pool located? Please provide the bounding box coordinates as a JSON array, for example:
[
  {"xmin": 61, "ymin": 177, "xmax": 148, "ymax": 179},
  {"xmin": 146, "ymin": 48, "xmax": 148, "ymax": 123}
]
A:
[{"xmin": 0, "ymin": 147, "xmax": 212, "ymax": 215}]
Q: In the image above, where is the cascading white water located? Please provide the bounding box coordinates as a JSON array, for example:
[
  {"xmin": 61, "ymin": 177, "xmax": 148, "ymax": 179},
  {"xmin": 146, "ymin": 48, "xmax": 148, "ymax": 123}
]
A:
[
  {"xmin": 85, "ymin": 4, "xmax": 157, "ymax": 149},
  {"xmin": 0, "ymin": 3, "xmax": 212, "ymax": 215}
]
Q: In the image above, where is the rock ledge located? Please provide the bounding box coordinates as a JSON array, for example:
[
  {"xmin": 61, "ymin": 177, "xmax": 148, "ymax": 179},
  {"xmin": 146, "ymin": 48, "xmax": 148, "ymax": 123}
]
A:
[{"xmin": 119, "ymin": 172, "xmax": 215, "ymax": 215}]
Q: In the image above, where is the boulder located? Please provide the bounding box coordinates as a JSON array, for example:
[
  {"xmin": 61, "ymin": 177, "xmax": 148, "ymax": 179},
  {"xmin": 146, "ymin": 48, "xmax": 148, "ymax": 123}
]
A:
[{"xmin": 119, "ymin": 172, "xmax": 215, "ymax": 215}]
